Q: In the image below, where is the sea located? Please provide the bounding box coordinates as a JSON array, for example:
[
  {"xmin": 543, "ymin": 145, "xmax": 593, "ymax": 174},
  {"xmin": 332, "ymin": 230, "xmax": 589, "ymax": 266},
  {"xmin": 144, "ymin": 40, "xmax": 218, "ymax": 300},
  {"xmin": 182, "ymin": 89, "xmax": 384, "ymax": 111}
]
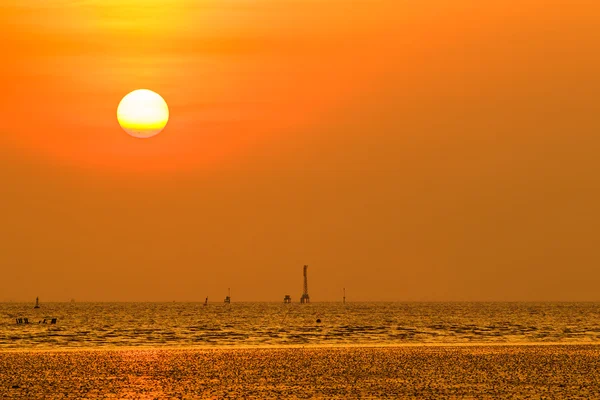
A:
[{"xmin": 1, "ymin": 302, "xmax": 600, "ymax": 350}]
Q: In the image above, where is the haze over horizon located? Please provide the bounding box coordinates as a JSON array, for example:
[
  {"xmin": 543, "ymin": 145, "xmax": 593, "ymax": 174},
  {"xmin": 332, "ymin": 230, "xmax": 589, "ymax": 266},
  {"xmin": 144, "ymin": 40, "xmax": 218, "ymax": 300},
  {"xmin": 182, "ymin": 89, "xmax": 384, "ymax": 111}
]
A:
[{"xmin": 1, "ymin": 0, "xmax": 599, "ymax": 302}]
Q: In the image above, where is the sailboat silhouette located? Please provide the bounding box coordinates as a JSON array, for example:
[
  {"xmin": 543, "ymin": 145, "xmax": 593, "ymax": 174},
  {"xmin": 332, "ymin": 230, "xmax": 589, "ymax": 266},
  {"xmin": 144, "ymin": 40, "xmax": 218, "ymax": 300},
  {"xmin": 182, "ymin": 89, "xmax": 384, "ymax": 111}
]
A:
[{"xmin": 34, "ymin": 297, "xmax": 40, "ymax": 309}]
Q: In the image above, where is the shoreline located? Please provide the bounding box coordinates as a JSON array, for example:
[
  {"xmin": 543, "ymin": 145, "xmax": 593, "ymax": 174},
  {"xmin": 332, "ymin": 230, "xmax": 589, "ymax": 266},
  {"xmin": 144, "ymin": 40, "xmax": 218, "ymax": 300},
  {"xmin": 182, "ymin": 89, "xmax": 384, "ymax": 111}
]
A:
[{"xmin": 2, "ymin": 341, "xmax": 600, "ymax": 353}]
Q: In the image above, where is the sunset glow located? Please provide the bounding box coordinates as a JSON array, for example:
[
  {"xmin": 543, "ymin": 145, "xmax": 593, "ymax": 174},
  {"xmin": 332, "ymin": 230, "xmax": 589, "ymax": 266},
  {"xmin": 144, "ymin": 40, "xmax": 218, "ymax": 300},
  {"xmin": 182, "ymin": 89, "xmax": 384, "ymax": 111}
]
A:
[
  {"xmin": 2, "ymin": 1, "xmax": 600, "ymax": 396},
  {"xmin": 1, "ymin": 0, "xmax": 599, "ymax": 304}
]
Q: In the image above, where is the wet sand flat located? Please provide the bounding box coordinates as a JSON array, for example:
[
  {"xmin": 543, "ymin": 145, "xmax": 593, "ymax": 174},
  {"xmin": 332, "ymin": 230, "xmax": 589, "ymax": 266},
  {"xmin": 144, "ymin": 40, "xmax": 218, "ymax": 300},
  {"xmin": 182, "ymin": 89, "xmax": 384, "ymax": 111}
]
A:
[{"xmin": 1, "ymin": 345, "xmax": 599, "ymax": 399}]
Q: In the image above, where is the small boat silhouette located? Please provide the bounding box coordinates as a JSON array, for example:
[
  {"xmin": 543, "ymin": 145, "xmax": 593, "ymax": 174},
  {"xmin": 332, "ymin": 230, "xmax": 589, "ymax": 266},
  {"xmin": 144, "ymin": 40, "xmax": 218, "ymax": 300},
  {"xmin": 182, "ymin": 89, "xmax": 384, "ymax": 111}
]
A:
[{"xmin": 34, "ymin": 297, "xmax": 40, "ymax": 309}]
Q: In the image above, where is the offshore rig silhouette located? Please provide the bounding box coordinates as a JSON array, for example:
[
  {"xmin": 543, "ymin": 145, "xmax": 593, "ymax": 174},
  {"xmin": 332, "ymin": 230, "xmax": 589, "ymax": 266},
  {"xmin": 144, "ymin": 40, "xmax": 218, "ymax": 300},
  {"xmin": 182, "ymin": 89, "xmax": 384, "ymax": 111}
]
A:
[{"xmin": 283, "ymin": 265, "xmax": 311, "ymax": 304}]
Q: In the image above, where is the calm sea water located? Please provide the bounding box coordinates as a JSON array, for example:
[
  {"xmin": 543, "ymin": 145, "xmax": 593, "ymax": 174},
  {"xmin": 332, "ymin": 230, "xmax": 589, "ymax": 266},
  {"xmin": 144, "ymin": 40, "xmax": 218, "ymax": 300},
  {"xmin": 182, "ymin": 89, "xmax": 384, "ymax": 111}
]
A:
[{"xmin": 1, "ymin": 302, "xmax": 599, "ymax": 349}]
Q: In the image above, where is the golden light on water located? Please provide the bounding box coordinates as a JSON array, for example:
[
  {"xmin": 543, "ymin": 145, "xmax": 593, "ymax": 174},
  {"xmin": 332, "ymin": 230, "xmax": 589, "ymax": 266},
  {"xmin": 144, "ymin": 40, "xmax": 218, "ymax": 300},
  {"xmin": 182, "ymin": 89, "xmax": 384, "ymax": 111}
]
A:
[{"xmin": 117, "ymin": 89, "xmax": 169, "ymax": 139}]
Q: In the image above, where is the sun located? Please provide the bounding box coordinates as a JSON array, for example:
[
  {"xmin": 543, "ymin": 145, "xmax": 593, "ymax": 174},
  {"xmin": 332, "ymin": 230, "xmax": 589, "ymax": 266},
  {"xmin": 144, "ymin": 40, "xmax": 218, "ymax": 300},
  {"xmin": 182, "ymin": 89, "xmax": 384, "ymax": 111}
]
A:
[{"xmin": 117, "ymin": 89, "xmax": 169, "ymax": 139}]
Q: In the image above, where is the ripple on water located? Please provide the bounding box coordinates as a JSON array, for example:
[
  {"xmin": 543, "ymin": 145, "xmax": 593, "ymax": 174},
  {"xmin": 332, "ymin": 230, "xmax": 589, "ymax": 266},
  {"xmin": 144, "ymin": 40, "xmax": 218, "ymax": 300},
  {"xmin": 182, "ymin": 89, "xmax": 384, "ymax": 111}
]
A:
[{"xmin": 2, "ymin": 302, "xmax": 600, "ymax": 349}]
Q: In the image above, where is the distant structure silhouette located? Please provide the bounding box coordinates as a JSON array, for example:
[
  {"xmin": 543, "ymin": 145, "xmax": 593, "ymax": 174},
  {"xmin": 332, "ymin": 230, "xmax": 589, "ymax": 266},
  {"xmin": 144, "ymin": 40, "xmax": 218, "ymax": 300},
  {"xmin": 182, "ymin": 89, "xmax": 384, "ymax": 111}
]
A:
[
  {"xmin": 284, "ymin": 295, "xmax": 292, "ymax": 303},
  {"xmin": 224, "ymin": 288, "xmax": 231, "ymax": 304},
  {"xmin": 34, "ymin": 297, "xmax": 40, "ymax": 309},
  {"xmin": 300, "ymin": 265, "xmax": 310, "ymax": 304},
  {"xmin": 16, "ymin": 317, "xmax": 57, "ymax": 325}
]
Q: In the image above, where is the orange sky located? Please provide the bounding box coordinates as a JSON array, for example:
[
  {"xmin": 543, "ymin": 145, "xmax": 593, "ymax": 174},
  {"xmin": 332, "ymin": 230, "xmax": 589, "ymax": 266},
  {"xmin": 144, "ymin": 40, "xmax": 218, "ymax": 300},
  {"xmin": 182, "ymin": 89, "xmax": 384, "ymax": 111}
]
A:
[{"xmin": 1, "ymin": 0, "xmax": 599, "ymax": 301}]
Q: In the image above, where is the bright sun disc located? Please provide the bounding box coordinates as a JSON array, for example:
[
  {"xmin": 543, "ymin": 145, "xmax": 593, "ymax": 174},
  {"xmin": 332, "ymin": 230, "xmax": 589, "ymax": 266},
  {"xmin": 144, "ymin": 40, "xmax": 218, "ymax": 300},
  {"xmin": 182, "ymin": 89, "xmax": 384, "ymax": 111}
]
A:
[{"xmin": 117, "ymin": 89, "xmax": 169, "ymax": 138}]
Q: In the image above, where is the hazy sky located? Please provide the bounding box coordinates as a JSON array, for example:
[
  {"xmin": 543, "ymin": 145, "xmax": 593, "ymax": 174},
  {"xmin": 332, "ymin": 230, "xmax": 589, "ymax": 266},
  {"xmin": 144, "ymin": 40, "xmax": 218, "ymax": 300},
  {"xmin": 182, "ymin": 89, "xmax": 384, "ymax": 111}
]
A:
[{"xmin": 1, "ymin": 0, "xmax": 599, "ymax": 302}]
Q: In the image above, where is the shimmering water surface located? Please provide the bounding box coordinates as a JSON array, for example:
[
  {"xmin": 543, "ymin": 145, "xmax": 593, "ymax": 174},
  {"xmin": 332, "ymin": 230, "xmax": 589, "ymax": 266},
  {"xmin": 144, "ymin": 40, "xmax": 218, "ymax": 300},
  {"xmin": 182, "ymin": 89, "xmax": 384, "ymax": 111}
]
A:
[{"xmin": 2, "ymin": 302, "xmax": 600, "ymax": 349}]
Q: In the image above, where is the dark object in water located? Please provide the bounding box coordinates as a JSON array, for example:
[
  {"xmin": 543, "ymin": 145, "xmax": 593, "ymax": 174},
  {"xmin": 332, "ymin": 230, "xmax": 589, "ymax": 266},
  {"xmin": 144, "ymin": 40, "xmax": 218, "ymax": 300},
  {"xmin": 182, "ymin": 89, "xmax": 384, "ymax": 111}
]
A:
[
  {"xmin": 35, "ymin": 318, "xmax": 57, "ymax": 324},
  {"xmin": 11, "ymin": 385, "xmax": 19, "ymax": 389},
  {"xmin": 34, "ymin": 297, "xmax": 40, "ymax": 309},
  {"xmin": 316, "ymin": 319, "xmax": 321, "ymax": 323}
]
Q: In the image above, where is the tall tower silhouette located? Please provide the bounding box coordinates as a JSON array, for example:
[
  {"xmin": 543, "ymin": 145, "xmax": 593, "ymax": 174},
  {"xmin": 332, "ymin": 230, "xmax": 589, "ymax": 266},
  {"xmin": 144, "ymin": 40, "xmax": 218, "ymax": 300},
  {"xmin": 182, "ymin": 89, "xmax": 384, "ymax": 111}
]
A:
[{"xmin": 300, "ymin": 265, "xmax": 310, "ymax": 304}]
